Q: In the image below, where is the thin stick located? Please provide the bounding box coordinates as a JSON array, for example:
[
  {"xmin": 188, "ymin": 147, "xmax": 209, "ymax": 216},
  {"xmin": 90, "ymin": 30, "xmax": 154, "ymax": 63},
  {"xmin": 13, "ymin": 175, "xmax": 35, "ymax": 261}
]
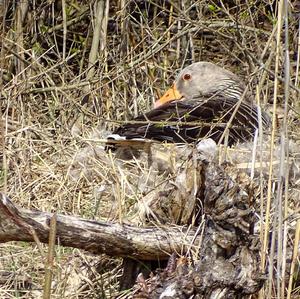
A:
[
  {"xmin": 259, "ymin": 1, "xmax": 285, "ymax": 298},
  {"xmin": 261, "ymin": 0, "xmax": 284, "ymax": 274},
  {"xmin": 43, "ymin": 214, "xmax": 57, "ymax": 299},
  {"xmin": 86, "ymin": 0, "xmax": 105, "ymax": 80},
  {"xmin": 62, "ymin": 0, "xmax": 67, "ymax": 62},
  {"xmin": 280, "ymin": 1, "xmax": 291, "ymax": 296},
  {"xmin": 295, "ymin": 19, "xmax": 300, "ymax": 87}
]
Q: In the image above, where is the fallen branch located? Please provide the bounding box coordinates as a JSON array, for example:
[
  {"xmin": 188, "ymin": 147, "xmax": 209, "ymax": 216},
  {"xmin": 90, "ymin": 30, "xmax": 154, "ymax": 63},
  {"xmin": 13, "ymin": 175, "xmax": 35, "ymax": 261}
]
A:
[
  {"xmin": 0, "ymin": 142, "xmax": 266, "ymax": 297},
  {"xmin": 0, "ymin": 193, "xmax": 198, "ymax": 260}
]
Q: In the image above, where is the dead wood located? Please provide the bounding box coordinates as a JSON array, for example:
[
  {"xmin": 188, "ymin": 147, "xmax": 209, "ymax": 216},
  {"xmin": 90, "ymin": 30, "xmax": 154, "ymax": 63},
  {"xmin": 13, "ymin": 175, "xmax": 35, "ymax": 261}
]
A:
[
  {"xmin": 0, "ymin": 193, "xmax": 198, "ymax": 260},
  {"xmin": 0, "ymin": 140, "xmax": 265, "ymax": 297},
  {"xmin": 129, "ymin": 155, "xmax": 265, "ymax": 298}
]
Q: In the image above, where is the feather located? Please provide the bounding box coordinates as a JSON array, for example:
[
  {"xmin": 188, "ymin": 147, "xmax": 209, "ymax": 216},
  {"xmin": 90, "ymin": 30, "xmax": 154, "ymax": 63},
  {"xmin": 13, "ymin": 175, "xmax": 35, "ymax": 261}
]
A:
[{"xmin": 113, "ymin": 95, "xmax": 270, "ymax": 146}]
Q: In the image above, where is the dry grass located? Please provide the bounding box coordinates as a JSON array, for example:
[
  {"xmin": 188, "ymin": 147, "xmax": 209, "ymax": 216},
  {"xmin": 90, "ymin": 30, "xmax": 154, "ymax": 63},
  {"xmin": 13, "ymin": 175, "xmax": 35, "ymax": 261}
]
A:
[{"xmin": 0, "ymin": 0, "xmax": 299, "ymax": 298}]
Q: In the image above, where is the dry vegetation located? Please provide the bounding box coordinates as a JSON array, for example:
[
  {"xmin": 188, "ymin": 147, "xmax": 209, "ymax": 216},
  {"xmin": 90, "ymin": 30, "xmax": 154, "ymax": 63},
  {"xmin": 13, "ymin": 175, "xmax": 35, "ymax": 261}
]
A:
[{"xmin": 0, "ymin": 0, "xmax": 300, "ymax": 298}]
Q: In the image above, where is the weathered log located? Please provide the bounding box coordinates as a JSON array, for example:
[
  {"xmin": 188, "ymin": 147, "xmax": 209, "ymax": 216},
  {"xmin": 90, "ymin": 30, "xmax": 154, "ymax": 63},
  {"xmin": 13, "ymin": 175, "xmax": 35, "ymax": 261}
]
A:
[
  {"xmin": 0, "ymin": 193, "xmax": 199, "ymax": 260},
  {"xmin": 0, "ymin": 141, "xmax": 265, "ymax": 297},
  {"xmin": 130, "ymin": 158, "xmax": 265, "ymax": 298}
]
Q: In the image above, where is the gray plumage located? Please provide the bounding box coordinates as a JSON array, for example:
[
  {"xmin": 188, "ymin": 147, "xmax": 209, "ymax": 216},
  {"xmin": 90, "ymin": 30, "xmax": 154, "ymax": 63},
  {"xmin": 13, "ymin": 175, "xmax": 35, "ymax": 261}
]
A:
[{"xmin": 112, "ymin": 62, "xmax": 270, "ymax": 145}]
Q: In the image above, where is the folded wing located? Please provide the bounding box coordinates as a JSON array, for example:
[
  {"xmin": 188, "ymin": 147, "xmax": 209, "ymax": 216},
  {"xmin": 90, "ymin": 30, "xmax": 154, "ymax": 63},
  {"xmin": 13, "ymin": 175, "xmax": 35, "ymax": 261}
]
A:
[{"xmin": 113, "ymin": 96, "xmax": 270, "ymax": 145}]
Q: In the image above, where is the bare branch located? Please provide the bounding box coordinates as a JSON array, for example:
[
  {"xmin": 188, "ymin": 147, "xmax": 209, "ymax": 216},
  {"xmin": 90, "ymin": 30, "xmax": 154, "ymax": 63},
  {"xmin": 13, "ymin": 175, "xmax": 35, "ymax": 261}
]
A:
[{"xmin": 0, "ymin": 193, "xmax": 198, "ymax": 260}]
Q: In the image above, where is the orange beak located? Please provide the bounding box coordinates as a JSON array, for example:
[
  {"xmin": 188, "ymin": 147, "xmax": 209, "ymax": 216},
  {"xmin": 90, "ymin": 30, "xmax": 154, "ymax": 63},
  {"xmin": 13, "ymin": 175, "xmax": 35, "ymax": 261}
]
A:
[{"xmin": 154, "ymin": 84, "xmax": 182, "ymax": 108}]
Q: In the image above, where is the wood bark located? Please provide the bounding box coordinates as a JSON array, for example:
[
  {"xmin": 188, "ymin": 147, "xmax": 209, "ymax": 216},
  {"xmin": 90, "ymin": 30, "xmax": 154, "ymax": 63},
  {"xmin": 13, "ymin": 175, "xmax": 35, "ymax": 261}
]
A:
[
  {"xmin": 0, "ymin": 143, "xmax": 265, "ymax": 297},
  {"xmin": 128, "ymin": 159, "xmax": 265, "ymax": 298},
  {"xmin": 0, "ymin": 193, "xmax": 198, "ymax": 260}
]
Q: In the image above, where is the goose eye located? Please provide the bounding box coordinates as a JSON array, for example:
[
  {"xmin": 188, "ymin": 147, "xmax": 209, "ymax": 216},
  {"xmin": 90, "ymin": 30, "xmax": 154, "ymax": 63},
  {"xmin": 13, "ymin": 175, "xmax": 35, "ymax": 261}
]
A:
[{"xmin": 183, "ymin": 73, "xmax": 191, "ymax": 81}]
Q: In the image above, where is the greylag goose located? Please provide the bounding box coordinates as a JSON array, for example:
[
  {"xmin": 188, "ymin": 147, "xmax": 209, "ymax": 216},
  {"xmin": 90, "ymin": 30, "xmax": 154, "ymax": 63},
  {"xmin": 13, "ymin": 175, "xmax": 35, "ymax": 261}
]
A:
[{"xmin": 111, "ymin": 62, "xmax": 270, "ymax": 146}]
